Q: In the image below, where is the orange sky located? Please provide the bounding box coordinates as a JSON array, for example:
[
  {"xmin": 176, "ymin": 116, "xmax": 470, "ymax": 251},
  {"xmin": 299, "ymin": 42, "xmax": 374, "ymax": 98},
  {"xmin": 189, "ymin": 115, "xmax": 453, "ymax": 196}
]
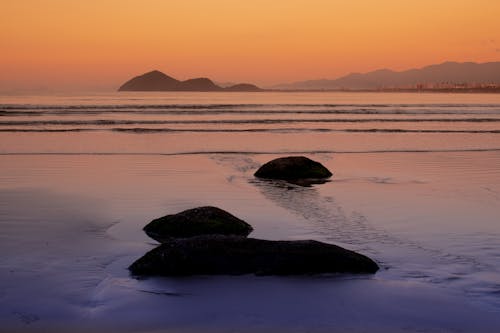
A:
[{"xmin": 1, "ymin": 0, "xmax": 500, "ymax": 91}]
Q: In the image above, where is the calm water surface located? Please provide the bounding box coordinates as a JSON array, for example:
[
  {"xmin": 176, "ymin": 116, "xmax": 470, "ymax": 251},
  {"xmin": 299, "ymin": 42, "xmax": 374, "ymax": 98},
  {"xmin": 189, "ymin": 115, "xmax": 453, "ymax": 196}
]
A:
[{"xmin": 0, "ymin": 92, "xmax": 499, "ymax": 332}]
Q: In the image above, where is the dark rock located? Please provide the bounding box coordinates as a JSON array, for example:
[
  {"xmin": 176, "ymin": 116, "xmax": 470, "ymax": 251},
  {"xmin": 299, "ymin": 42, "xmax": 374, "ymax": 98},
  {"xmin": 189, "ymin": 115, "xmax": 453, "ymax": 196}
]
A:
[
  {"xmin": 129, "ymin": 235, "xmax": 379, "ymax": 276},
  {"xmin": 143, "ymin": 206, "xmax": 253, "ymax": 242},
  {"xmin": 254, "ymin": 156, "xmax": 333, "ymax": 182}
]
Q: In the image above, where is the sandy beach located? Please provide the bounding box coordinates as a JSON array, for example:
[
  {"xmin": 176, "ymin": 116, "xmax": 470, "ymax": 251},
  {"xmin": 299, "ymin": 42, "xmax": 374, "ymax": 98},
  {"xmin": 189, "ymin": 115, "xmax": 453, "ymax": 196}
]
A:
[{"xmin": 1, "ymin": 92, "xmax": 500, "ymax": 332}]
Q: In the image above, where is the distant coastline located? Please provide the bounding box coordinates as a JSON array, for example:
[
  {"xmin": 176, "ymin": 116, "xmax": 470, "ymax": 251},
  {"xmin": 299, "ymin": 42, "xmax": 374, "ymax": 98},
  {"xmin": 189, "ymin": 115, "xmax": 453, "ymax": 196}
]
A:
[
  {"xmin": 119, "ymin": 61, "xmax": 500, "ymax": 93},
  {"xmin": 269, "ymin": 87, "xmax": 500, "ymax": 93},
  {"xmin": 271, "ymin": 61, "xmax": 500, "ymax": 91}
]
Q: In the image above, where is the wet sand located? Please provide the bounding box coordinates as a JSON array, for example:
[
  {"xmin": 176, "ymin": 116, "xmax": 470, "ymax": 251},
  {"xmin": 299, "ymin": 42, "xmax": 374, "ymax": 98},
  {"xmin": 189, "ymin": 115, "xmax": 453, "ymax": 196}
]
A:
[{"xmin": 0, "ymin": 152, "xmax": 499, "ymax": 332}]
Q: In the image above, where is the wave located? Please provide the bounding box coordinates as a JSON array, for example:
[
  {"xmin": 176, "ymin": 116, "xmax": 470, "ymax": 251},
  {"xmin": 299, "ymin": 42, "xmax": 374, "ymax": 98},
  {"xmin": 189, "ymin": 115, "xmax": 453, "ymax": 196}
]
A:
[
  {"xmin": 2, "ymin": 148, "xmax": 500, "ymax": 156},
  {"xmin": 1, "ymin": 104, "xmax": 500, "ymax": 118},
  {"xmin": 2, "ymin": 103, "xmax": 500, "ymax": 110},
  {"xmin": 0, "ymin": 128, "xmax": 94, "ymax": 132},
  {"xmin": 1, "ymin": 128, "xmax": 499, "ymax": 134},
  {"xmin": 2, "ymin": 118, "xmax": 500, "ymax": 126},
  {"xmin": 2, "ymin": 102, "xmax": 499, "ymax": 117},
  {"xmin": 3, "ymin": 109, "xmax": 500, "ymax": 116},
  {"xmin": 0, "ymin": 104, "xmax": 266, "ymax": 110},
  {"xmin": 112, "ymin": 128, "xmax": 500, "ymax": 134}
]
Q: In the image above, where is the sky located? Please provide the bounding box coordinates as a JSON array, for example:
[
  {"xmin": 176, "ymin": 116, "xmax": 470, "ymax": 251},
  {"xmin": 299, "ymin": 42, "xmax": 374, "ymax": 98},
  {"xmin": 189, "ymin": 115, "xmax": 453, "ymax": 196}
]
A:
[{"xmin": 1, "ymin": 0, "xmax": 500, "ymax": 91}]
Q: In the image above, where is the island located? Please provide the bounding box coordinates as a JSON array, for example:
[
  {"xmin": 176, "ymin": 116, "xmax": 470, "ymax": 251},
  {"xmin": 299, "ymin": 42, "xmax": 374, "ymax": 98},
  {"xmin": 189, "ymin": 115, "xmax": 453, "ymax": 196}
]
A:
[{"xmin": 118, "ymin": 70, "xmax": 263, "ymax": 92}]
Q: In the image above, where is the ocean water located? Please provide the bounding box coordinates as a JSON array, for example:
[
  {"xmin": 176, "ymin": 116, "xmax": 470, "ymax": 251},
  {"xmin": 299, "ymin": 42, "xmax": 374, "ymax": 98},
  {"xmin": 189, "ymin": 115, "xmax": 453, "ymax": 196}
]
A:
[{"xmin": 0, "ymin": 92, "xmax": 499, "ymax": 332}]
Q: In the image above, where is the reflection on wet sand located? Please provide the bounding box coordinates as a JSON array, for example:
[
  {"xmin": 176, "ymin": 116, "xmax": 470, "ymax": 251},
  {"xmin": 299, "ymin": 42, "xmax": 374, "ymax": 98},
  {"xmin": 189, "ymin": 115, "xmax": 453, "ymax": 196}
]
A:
[
  {"xmin": 0, "ymin": 188, "xmax": 132, "ymax": 327},
  {"xmin": 249, "ymin": 178, "xmax": 378, "ymax": 249}
]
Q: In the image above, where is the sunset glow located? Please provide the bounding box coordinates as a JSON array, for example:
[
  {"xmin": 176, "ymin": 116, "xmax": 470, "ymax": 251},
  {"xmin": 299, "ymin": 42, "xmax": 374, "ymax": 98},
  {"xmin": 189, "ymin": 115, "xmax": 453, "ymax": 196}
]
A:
[
  {"xmin": 2, "ymin": 1, "xmax": 500, "ymax": 331},
  {"xmin": 2, "ymin": 0, "xmax": 500, "ymax": 91}
]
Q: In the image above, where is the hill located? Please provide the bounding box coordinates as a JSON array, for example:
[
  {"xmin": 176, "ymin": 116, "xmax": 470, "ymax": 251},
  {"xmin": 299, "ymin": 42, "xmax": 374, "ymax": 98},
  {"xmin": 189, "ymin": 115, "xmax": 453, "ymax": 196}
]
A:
[
  {"xmin": 272, "ymin": 61, "xmax": 500, "ymax": 90},
  {"xmin": 119, "ymin": 70, "xmax": 262, "ymax": 92}
]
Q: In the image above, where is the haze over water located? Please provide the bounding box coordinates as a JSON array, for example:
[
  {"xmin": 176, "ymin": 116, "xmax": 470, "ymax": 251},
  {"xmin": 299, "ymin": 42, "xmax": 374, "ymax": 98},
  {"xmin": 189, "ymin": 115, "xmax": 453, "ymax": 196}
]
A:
[{"xmin": 1, "ymin": 92, "xmax": 500, "ymax": 332}]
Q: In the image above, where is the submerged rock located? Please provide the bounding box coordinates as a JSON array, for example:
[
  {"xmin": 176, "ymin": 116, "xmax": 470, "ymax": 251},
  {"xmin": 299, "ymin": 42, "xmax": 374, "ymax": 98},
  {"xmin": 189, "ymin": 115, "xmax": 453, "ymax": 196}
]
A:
[
  {"xmin": 143, "ymin": 206, "xmax": 253, "ymax": 242},
  {"xmin": 129, "ymin": 235, "xmax": 379, "ymax": 276},
  {"xmin": 254, "ymin": 156, "xmax": 332, "ymax": 182}
]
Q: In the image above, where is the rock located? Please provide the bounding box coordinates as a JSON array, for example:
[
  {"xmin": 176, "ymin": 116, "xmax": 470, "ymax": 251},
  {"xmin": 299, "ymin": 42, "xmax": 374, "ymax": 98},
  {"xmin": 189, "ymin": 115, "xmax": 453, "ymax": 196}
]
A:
[
  {"xmin": 129, "ymin": 235, "xmax": 379, "ymax": 276},
  {"xmin": 254, "ymin": 156, "xmax": 333, "ymax": 182},
  {"xmin": 143, "ymin": 206, "xmax": 253, "ymax": 242}
]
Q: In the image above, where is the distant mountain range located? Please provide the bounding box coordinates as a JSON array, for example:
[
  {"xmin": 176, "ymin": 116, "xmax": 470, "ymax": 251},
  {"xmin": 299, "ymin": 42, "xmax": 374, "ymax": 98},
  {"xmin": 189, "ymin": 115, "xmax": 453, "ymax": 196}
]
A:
[
  {"xmin": 118, "ymin": 70, "xmax": 262, "ymax": 92},
  {"xmin": 120, "ymin": 62, "xmax": 500, "ymax": 92},
  {"xmin": 272, "ymin": 61, "xmax": 500, "ymax": 90}
]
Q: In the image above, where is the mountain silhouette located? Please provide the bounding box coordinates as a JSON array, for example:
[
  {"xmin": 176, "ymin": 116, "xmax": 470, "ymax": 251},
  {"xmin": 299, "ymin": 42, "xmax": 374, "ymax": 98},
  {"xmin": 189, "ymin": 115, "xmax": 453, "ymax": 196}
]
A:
[
  {"xmin": 224, "ymin": 83, "xmax": 263, "ymax": 92},
  {"xmin": 119, "ymin": 70, "xmax": 262, "ymax": 92},
  {"xmin": 119, "ymin": 70, "xmax": 179, "ymax": 91},
  {"xmin": 272, "ymin": 61, "xmax": 500, "ymax": 90}
]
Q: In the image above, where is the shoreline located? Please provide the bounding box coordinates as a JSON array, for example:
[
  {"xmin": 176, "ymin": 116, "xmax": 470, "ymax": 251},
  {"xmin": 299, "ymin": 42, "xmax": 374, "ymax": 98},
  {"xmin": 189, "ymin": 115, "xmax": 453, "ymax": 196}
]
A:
[
  {"xmin": 1, "ymin": 151, "xmax": 499, "ymax": 332},
  {"xmin": 1, "ymin": 92, "xmax": 499, "ymax": 332}
]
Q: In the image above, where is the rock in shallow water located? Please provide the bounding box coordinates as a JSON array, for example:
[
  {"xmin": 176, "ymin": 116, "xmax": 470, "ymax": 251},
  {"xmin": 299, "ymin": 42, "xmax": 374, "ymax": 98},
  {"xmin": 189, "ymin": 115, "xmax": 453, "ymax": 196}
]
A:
[
  {"xmin": 254, "ymin": 156, "xmax": 332, "ymax": 182},
  {"xmin": 143, "ymin": 206, "xmax": 253, "ymax": 243},
  {"xmin": 129, "ymin": 235, "xmax": 379, "ymax": 276}
]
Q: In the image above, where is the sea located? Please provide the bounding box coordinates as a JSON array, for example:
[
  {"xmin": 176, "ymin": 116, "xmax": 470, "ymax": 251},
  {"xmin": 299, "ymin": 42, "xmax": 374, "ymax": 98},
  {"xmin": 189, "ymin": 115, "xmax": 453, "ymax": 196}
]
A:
[{"xmin": 0, "ymin": 91, "xmax": 499, "ymax": 332}]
